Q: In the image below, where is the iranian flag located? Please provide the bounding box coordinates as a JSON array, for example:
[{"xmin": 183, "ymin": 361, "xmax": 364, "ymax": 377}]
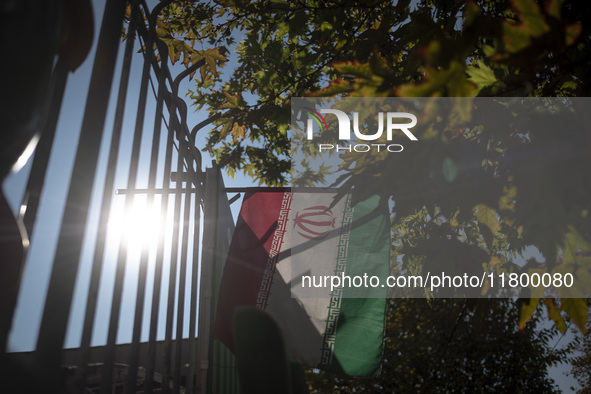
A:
[{"xmin": 213, "ymin": 188, "xmax": 389, "ymax": 376}]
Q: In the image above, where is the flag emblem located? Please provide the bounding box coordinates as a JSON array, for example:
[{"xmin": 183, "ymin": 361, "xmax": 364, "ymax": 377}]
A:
[{"xmin": 293, "ymin": 205, "xmax": 337, "ymax": 240}]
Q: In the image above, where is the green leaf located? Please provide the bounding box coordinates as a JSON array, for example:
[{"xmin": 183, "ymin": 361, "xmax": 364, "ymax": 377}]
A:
[
  {"xmin": 320, "ymin": 21, "xmax": 333, "ymax": 32},
  {"xmin": 276, "ymin": 21, "xmax": 289, "ymax": 40},
  {"xmin": 466, "ymin": 62, "xmax": 497, "ymax": 95}
]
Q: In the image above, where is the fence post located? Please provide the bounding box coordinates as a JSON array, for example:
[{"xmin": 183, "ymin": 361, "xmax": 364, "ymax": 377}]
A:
[{"xmin": 196, "ymin": 163, "xmax": 221, "ymax": 393}]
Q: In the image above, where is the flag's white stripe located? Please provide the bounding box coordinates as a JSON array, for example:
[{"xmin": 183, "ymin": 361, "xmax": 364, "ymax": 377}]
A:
[
  {"xmin": 256, "ymin": 192, "xmax": 292, "ymax": 309},
  {"xmin": 288, "ymin": 193, "xmax": 349, "ymax": 298},
  {"xmin": 321, "ymin": 193, "xmax": 353, "ymax": 366},
  {"xmin": 267, "ymin": 192, "xmax": 350, "ymax": 366}
]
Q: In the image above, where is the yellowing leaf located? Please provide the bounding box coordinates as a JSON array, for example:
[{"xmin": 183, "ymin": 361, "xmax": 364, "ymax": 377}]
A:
[
  {"xmin": 499, "ymin": 0, "xmax": 549, "ymax": 54},
  {"xmin": 308, "ymin": 80, "xmax": 350, "ymax": 97},
  {"xmin": 333, "ymin": 61, "xmax": 373, "ymax": 79},
  {"xmin": 561, "ymin": 226, "xmax": 591, "ymax": 270},
  {"xmin": 222, "ymin": 91, "xmax": 242, "ymax": 108},
  {"xmin": 488, "ymin": 255, "xmax": 503, "ymax": 270},
  {"xmin": 511, "ymin": 0, "xmax": 548, "ymax": 36},
  {"xmin": 545, "ymin": 0, "xmax": 563, "ymax": 18},
  {"xmin": 565, "ymin": 23, "xmax": 583, "ymax": 46},
  {"xmin": 561, "ymin": 298, "xmax": 588, "ymax": 334},
  {"xmin": 499, "ymin": 184, "xmax": 517, "ymax": 213},
  {"xmin": 544, "ymin": 298, "xmax": 567, "ymax": 334},
  {"xmin": 198, "ymin": 47, "xmax": 228, "ymax": 77},
  {"xmin": 396, "ymin": 62, "xmax": 474, "ymax": 97},
  {"xmin": 232, "ymin": 122, "xmax": 245, "ymax": 142},
  {"xmin": 518, "ymin": 298, "xmax": 540, "ymax": 330},
  {"xmin": 473, "ymin": 204, "xmax": 500, "ymax": 236}
]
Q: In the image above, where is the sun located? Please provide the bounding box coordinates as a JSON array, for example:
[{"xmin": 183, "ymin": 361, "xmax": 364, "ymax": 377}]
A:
[{"xmin": 109, "ymin": 195, "xmax": 163, "ymax": 250}]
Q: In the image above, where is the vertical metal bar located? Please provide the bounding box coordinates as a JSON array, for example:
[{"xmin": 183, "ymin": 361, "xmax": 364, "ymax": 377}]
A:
[
  {"xmin": 173, "ymin": 147, "xmax": 193, "ymax": 393},
  {"xmin": 75, "ymin": 5, "xmax": 138, "ymax": 391},
  {"xmin": 140, "ymin": 2, "xmax": 183, "ymax": 390},
  {"xmin": 99, "ymin": 26, "xmax": 152, "ymax": 394},
  {"xmin": 131, "ymin": 3, "xmax": 171, "ymax": 393},
  {"xmin": 186, "ymin": 192, "xmax": 201, "ymax": 394},
  {"xmin": 144, "ymin": 56, "xmax": 170, "ymax": 394},
  {"xmin": 196, "ymin": 164, "xmax": 220, "ymax": 393},
  {"xmin": 0, "ymin": 58, "xmax": 68, "ymax": 359},
  {"xmin": 162, "ymin": 141, "xmax": 184, "ymax": 393},
  {"xmin": 20, "ymin": 60, "xmax": 69, "ymax": 236},
  {"xmin": 35, "ymin": 0, "xmax": 126, "ymax": 390},
  {"xmin": 122, "ymin": 12, "xmax": 168, "ymax": 394},
  {"xmin": 125, "ymin": 212, "xmax": 150, "ymax": 394},
  {"xmin": 125, "ymin": 7, "xmax": 167, "ymax": 394},
  {"xmin": 127, "ymin": 80, "xmax": 173, "ymax": 394}
]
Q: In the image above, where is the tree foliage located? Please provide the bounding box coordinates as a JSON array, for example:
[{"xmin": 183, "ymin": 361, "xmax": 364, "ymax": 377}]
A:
[
  {"xmin": 154, "ymin": 0, "xmax": 590, "ymax": 183},
  {"xmin": 150, "ymin": 0, "xmax": 591, "ymax": 362},
  {"xmin": 572, "ymin": 334, "xmax": 591, "ymax": 393},
  {"xmin": 570, "ymin": 301, "xmax": 591, "ymax": 393},
  {"xmin": 306, "ymin": 298, "xmax": 577, "ymax": 393}
]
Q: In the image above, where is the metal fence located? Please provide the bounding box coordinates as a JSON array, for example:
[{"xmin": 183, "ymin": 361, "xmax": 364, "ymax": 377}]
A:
[{"xmin": 1, "ymin": 0, "xmax": 238, "ymax": 392}]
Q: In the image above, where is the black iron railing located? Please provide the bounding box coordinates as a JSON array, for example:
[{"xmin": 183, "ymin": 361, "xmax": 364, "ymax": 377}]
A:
[{"xmin": 1, "ymin": 1, "xmax": 238, "ymax": 393}]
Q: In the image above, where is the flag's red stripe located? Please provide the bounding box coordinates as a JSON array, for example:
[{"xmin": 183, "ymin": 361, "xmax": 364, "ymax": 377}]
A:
[{"xmin": 212, "ymin": 190, "xmax": 291, "ymax": 351}]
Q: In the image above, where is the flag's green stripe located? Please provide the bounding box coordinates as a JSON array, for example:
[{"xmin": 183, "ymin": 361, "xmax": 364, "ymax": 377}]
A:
[{"xmin": 329, "ymin": 195, "xmax": 389, "ymax": 376}]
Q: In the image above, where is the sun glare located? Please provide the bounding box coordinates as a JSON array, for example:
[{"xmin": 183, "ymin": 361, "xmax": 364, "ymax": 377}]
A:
[{"xmin": 109, "ymin": 196, "xmax": 163, "ymax": 249}]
